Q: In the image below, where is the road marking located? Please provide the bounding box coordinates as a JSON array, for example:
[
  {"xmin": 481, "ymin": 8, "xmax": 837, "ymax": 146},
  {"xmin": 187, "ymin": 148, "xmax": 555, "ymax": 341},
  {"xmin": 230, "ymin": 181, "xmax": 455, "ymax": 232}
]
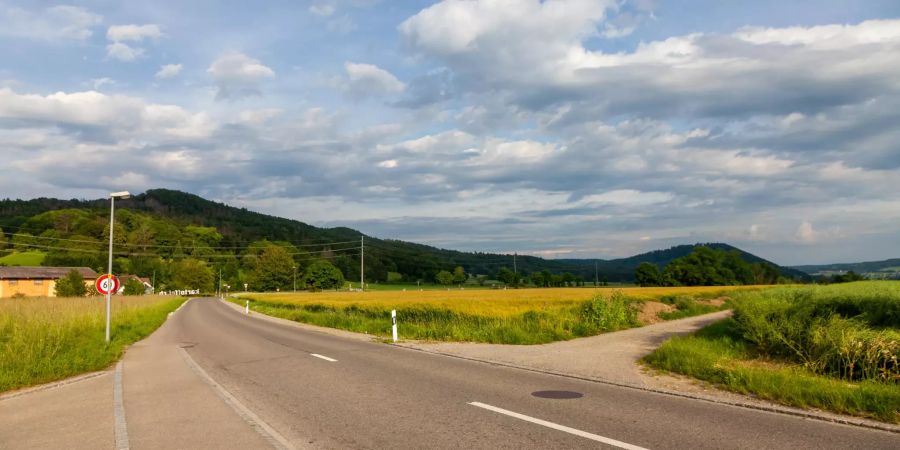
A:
[
  {"xmin": 179, "ymin": 347, "xmax": 298, "ymax": 450},
  {"xmin": 311, "ymin": 353, "xmax": 337, "ymax": 362},
  {"xmin": 468, "ymin": 402, "xmax": 648, "ymax": 450},
  {"xmin": 114, "ymin": 361, "xmax": 130, "ymax": 450}
]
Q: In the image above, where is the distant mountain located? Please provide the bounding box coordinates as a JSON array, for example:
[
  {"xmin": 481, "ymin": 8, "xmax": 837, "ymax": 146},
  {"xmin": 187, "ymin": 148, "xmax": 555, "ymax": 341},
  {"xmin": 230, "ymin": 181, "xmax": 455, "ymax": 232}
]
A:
[
  {"xmin": 558, "ymin": 243, "xmax": 810, "ymax": 282},
  {"xmin": 0, "ymin": 189, "xmax": 807, "ymax": 282},
  {"xmin": 793, "ymin": 259, "xmax": 900, "ymax": 277}
]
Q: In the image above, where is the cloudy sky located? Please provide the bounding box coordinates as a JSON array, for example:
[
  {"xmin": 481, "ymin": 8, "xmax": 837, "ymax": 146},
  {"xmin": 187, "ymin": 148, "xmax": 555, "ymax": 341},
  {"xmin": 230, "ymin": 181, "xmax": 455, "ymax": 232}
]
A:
[{"xmin": 1, "ymin": 0, "xmax": 899, "ymax": 265}]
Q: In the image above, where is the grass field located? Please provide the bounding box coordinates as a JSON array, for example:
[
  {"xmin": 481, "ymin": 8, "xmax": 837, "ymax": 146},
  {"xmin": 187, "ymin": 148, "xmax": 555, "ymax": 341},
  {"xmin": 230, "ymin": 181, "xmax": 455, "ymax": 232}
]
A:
[
  {"xmin": 0, "ymin": 251, "xmax": 47, "ymax": 266},
  {"xmin": 234, "ymin": 285, "xmax": 756, "ymax": 344},
  {"xmin": 644, "ymin": 281, "xmax": 900, "ymax": 423},
  {"xmin": 0, "ymin": 295, "xmax": 185, "ymax": 393}
]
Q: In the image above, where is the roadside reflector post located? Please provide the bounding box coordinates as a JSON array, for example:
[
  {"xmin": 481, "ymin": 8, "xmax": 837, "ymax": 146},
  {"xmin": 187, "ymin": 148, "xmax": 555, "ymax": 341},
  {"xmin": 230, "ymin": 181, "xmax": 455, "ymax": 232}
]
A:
[
  {"xmin": 245, "ymin": 300, "xmax": 249, "ymax": 314},
  {"xmin": 391, "ymin": 309, "xmax": 398, "ymax": 342}
]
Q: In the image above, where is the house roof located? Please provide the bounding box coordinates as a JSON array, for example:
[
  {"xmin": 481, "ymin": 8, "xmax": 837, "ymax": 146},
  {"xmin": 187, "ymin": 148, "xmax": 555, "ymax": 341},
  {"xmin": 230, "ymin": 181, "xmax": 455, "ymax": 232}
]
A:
[{"xmin": 0, "ymin": 267, "xmax": 98, "ymax": 280}]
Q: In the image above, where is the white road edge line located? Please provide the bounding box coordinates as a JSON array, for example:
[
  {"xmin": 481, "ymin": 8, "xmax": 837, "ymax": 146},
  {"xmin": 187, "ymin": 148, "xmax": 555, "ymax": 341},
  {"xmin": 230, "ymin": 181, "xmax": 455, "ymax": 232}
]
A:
[
  {"xmin": 468, "ymin": 402, "xmax": 649, "ymax": 450},
  {"xmin": 114, "ymin": 361, "xmax": 130, "ymax": 450},
  {"xmin": 311, "ymin": 354, "xmax": 337, "ymax": 362},
  {"xmin": 178, "ymin": 347, "xmax": 298, "ymax": 450}
]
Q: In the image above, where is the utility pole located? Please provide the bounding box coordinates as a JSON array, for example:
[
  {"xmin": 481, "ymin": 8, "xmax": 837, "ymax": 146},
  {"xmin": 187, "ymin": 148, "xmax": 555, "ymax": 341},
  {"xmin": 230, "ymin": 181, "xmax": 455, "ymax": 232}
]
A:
[
  {"xmin": 595, "ymin": 261, "xmax": 598, "ymax": 287},
  {"xmin": 513, "ymin": 252, "xmax": 517, "ymax": 286},
  {"xmin": 359, "ymin": 236, "xmax": 366, "ymax": 291},
  {"xmin": 218, "ymin": 268, "xmax": 223, "ymax": 298}
]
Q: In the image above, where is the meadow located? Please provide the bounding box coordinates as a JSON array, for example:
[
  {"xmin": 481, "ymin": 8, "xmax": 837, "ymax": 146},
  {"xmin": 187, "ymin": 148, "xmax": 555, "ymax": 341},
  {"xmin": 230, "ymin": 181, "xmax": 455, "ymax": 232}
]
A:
[
  {"xmin": 234, "ymin": 286, "xmax": 754, "ymax": 344},
  {"xmin": 0, "ymin": 295, "xmax": 185, "ymax": 392},
  {"xmin": 644, "ymin": 281, "xmax": 900, "ymax": 423},
  {"xmin": 0, "ymin": 251, "xmax": 47, "ymax": 266}
]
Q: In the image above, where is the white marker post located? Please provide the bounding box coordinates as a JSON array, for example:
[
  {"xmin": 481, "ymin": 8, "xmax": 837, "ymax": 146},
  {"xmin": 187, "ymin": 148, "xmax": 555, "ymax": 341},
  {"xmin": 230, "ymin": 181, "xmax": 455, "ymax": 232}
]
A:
[
  {"xmin": 391, "ymin": 309, "xmax": 398, "ymax": 343},
  {"xmin": 245, "ymin": 300, "xmax": 250, "ymax": 314}
]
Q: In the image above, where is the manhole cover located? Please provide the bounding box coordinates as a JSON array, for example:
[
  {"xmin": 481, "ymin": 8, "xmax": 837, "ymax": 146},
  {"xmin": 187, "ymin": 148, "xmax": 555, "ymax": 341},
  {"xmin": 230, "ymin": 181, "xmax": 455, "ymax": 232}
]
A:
[{"xmin": 531, "ymin": 390, "xmax": 583, "ymax": 399}]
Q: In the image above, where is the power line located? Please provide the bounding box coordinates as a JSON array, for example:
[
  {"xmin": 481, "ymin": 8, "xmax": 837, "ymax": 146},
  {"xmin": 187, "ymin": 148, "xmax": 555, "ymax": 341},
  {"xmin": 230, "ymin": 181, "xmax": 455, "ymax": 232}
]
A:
[{"xmin": 6, "ymin": 241, "xmax": 363, "ymax": 260}]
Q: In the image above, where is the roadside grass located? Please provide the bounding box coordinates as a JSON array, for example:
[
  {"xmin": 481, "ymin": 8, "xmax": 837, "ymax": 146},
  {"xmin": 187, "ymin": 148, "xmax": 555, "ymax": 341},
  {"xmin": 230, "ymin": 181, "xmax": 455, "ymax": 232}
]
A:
[
  {"xmin": 0, "ymin": 251, "xmax": 47, "ymax": 266},
  {"xmin": 232, "ymin": 286, "xmax": 756, "ymax": 344},
  {"xmin": 0, "ymin": 296, "xmax": 185, "ymax": 393},
  {"xmin": 644, "ymin": 281, "xmax": 900, "ymax": 423}
]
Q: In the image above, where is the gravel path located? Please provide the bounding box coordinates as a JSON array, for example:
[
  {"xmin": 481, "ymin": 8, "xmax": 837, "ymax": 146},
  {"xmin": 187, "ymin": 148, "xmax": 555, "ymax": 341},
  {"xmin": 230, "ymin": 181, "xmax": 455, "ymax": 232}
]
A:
[{"xmin": 400, "ymin": 310, "xmax": 732, "ymax": 387}]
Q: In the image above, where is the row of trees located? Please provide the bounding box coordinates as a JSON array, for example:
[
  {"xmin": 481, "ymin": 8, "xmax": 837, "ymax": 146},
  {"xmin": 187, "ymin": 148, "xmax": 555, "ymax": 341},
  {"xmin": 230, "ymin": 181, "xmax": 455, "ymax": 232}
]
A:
[{"xmin": 634, "ymin": 247, "xmax": 783, "ymax": 286}]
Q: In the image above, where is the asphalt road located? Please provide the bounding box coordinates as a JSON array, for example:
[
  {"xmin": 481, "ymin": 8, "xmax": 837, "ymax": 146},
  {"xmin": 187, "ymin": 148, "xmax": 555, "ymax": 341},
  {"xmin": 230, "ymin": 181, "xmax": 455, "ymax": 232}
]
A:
[{"xmin": 166, "ymin": 298, "xmax": 897, "ymax": 450}]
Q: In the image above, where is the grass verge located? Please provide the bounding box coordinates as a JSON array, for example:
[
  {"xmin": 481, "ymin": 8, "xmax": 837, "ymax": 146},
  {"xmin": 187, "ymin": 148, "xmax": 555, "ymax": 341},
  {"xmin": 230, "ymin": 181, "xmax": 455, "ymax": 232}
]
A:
[
  {"xmin": 0, "ymin": 296, "xmax": 186, "ymax": 393},
  {"xmin": 643, "ymin": 318, "xmax": 900, "ymax": 423}
]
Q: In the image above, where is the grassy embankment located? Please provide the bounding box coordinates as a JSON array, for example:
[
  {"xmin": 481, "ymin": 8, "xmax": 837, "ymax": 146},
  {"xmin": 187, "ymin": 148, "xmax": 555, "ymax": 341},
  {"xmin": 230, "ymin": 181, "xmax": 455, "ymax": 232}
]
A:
[
  {"xmin": 0, "ymin": 251, "xmax": 47, "ymax": 266},
  {"xmin": 232, "ymin": 286, "xmax": 755, "ymax": 345},
  {"xmin": 0, "ymin": 296, "xmax": 185, "ymax": 392},
  {"xmin": 644, "ymin": 282, "xmax": 900, "ymax": 423}
]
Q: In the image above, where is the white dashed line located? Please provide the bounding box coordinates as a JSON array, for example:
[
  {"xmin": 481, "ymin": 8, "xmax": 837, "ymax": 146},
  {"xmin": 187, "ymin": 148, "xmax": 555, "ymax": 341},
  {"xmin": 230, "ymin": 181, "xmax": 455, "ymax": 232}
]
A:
[
  {"xmin": 468, "ymin": 402, "xmax": 648, "ymax": 450},
  {"xmin": 311, "ymin": 354, "xmax": 337, "ymax": 362}
]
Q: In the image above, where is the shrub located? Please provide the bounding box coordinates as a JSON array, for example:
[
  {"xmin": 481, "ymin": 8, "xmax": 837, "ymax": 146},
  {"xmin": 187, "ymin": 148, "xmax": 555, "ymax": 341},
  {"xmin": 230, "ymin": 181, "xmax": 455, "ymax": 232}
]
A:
[
  {"xmin": 578, "ymin": 291, "xmax": 640, "ymax": 334},
  {"xmin": 54, "ymin": 269, "xmax": 87, "ymax": 297}
]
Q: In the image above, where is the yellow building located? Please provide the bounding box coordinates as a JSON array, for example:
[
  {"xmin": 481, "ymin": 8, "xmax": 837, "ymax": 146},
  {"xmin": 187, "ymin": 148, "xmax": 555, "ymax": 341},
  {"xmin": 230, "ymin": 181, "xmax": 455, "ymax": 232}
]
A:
[{"xmin": 0, "ymin": 267, "xmax": 98, "ymax": 298}]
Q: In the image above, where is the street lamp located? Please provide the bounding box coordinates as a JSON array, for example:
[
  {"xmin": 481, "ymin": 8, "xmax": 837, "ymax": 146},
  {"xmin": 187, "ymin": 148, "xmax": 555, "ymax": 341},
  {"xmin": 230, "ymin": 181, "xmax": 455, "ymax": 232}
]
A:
[{"xmin": 106, "ymin": 191, "xmax": 130, "ymax": 343}]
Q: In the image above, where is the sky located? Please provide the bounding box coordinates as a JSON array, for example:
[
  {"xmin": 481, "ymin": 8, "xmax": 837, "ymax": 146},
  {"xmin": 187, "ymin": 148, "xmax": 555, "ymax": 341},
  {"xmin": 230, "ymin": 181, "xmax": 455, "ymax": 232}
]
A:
[{"xmin": 1, "ymin": 0, "xmax": 899, "ymax": 266}]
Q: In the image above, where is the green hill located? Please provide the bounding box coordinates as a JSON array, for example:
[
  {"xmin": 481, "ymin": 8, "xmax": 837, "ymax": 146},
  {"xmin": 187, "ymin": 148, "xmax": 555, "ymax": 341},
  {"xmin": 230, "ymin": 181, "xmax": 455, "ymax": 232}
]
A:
[{"xmin": 0, "ymin": 189, "xmax": 806, "ymax": 285}]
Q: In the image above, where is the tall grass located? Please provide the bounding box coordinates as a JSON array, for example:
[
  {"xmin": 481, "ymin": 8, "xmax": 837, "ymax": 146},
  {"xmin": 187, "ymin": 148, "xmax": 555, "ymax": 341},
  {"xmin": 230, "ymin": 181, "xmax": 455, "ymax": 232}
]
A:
[
  {"xmin": 644, "ymin": 319, "xmax": 900, "ymax": 423},
  {"xmin": 0, "ymin": 296, "xmax": 185, "ymax": 392},
  {"xmin": 731, "ymin": 282, "xmax": 899, "ymax": 382}
]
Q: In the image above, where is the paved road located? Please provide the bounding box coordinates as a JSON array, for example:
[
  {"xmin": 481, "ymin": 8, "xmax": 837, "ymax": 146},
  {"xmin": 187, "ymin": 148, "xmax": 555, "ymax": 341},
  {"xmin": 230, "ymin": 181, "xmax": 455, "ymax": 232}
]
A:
[{"xmin": 167, "ymin": 298, "xmax": 895, "ymax": 449}]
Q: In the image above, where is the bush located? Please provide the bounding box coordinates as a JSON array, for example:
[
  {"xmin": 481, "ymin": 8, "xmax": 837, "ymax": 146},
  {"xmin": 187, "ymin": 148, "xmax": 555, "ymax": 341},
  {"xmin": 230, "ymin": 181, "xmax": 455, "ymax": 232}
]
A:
[
  {"xmin": 54, "ymin": 269, "xmax": 87, "ymax": 297},
  {"xmin": 578, "ymin": 291, "xmax": 640, "ymax": 334},
  {"xmin": 123, "ymin": 278, "xmax": 146, "ymax": 296},
  {"xmin": 300, "ymin": 260, "xmax": 345, "ymax": 291}
]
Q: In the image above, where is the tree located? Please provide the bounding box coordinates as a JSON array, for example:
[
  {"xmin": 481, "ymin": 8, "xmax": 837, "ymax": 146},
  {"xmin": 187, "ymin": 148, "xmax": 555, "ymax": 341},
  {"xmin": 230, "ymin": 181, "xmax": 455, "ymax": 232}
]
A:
[
  {"xmin": 634, "ymin": 262, "xmax": 661, "ymax": 287},
  {"xmin": 250, "ymin": 246, "xmax": 295, "ymax": 291},
  {"xmin": 0, "ymin": 227, "xmax": 6, "ymax": 250},
  {"xmin": 123, "ymin": 278, "xmax": 146, "ymax": 296},
  {"xmin": 452, "ymin": 266, "xmax": 466, "ymax": 284},
  {"xmin": 435, "ymin": 270, "xmax": 453, "ymax": 285},
  {"xmin": 300, "ymin": 260, "xmax": 345, "ymax": 291},
  {"xmin": 171, "ymin": 258, "xmax": 214, "ymax": 292},
  {"xmin": 496, "ymin": 267, "xmax": 515, "ymax": 285},
  {"xmin": 54, "ymin": 269, "xmax": 87, "ymax": 297},
  {"xmin": 530, "ymin": 271, "xmax": 544, "ymax": 287}
]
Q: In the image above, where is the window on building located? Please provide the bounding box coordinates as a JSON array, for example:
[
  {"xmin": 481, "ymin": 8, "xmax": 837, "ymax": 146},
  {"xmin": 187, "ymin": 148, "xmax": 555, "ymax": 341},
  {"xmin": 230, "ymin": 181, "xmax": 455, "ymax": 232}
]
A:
[
  {"xmin": 34, "ymin": 280, "xmax": 43, "ymax": 286},
  {"xmin": 9, "ymin": 280, "xmax": 17, "ymax": 285}
]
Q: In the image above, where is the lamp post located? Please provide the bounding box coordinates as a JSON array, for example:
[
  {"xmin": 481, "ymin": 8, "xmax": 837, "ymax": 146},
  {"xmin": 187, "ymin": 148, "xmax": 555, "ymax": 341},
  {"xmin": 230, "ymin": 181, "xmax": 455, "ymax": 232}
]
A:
[{"xmin": 106, "ymin": 191, "xmax": 130, "ymax": 343}]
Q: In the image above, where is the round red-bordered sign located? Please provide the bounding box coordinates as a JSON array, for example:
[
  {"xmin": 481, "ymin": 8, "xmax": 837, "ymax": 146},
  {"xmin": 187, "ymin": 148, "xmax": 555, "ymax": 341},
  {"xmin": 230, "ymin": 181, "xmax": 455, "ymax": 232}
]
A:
[{"xmin": 96, "ymin": 274, "xmax": 120, "ymax": 295}]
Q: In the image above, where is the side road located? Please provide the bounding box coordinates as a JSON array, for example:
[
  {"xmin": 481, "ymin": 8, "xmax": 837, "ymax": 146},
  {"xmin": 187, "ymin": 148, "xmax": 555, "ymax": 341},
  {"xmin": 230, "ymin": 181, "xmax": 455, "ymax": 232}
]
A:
[{"xmin": 401, "ymin": 310, "xmax": 732, "ymax": 387}]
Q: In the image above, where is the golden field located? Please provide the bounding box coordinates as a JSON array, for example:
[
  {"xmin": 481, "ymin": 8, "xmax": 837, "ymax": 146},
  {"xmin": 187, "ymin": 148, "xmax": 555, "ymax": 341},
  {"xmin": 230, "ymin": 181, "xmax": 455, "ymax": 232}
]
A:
[{"xmin": 245, "ymin": 285, "xmax": 761, "ymax": 317}]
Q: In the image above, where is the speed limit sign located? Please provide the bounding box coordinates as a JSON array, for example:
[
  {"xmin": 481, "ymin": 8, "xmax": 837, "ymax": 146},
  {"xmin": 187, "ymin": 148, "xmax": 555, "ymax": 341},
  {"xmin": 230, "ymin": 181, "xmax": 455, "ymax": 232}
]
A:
[{"xmin": 96, "ymin": 274, "xmax": 120, "ymax": 295}]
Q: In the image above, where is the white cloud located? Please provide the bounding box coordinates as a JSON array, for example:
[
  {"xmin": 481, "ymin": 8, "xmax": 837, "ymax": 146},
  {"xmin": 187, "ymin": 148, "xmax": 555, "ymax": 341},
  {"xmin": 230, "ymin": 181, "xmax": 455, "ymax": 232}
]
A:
[
  {"xmin": 377, "ymin": 159, "xmax": 398, "ymax": 168},
  {"xmin": 0, "ymin": 87, "xmax": 213, "ymax": 139},
  {"xmin": 90, "ymin": 78, "xmax": 116, "ymax": 90},
  {"xmin": 104, "ymin": 24, "xmax": 162, "ymax": 62},
  {"xmin": 207, "ymin": 53, "xmax": 276, "ymax": 100},
  {"xmin": 344, "ymin": 62, "xmax": 405, "ymax": 99},
  {"xmin": 309, "ymin": 2, "xmax": 336, "ymax": 17},
  {"xmin": 106, "ymin": 24, "xmax": 163, "ymax": 42},
  {"xmin": 0, "ymin": 5, "xmax": 102, "ymax": 42},
  {"xmin": 155, "ymin": 64, "xmax": 183, "ymax": 79},
  {"xmin": 106, "ymin": 42, "xmax": 144, "ymax": 61}
]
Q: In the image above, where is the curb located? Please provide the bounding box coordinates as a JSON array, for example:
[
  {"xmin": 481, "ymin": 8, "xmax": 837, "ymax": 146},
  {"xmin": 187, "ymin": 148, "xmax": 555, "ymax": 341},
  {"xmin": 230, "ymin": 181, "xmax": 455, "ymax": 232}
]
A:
[{"xmin": 0, "ymin": 370, "xmax": 111, "ymax": 401}]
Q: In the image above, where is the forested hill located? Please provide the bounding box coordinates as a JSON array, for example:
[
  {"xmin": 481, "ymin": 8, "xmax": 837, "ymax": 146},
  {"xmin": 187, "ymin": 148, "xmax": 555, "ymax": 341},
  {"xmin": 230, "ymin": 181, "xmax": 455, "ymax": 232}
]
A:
[{"xmin": 0, "ymin": 189, "xmax": 805, "ymax": 284}]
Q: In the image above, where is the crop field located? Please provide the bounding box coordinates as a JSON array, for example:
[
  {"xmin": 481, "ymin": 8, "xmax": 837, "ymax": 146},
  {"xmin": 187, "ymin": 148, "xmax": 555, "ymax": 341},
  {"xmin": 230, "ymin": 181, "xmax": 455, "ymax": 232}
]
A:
[
  {"xmin": 644, "ymin": 281, "xmax": 900, "ymax": 423},
  {"xmin": 0, "ymin": 295, "xmax": 185, "ymax": 393},
  {"xmin": 235, "ymin": 285, "xmax": 759, "ymax": 344}
]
